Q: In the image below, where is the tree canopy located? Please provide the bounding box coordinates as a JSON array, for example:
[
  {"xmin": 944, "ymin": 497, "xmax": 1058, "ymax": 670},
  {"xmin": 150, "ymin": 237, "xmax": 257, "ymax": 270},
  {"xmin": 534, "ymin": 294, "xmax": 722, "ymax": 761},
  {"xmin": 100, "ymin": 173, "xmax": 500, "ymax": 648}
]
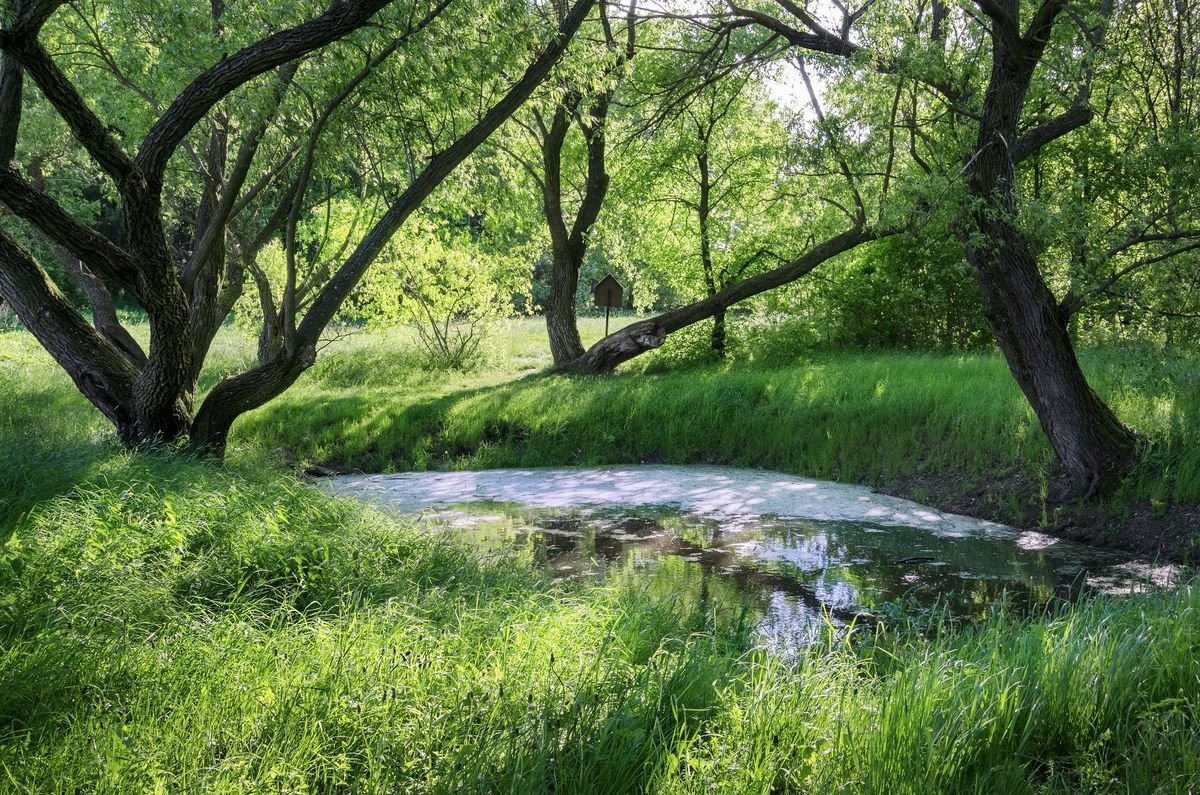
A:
[{"xmin": 3, "ymin": 0, "xmax": 1199, "ymax": 496}]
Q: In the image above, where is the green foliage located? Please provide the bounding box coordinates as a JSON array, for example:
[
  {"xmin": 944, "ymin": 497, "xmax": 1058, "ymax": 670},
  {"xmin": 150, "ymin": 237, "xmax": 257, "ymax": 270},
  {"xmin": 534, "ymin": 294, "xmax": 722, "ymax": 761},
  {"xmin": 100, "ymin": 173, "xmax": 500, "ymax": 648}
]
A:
[
  {"xmin": 2, "ymin": 325, "xmax": 1200, "ymax": 791},
  {"xmin": 815, "ymin": 235, "xmax": 992, "ymax": 349},
  {"xmin": 354, "ymin": 215, "xmax": 532, "ymax": 371}
]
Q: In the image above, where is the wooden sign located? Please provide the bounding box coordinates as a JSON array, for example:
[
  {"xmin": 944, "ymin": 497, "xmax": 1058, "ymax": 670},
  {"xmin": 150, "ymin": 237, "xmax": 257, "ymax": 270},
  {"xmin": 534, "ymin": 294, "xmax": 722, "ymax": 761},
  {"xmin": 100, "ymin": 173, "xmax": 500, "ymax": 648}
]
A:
[
  {"xmin": 592, "ymin": 274, "xmax": 623, "ymax": 336},
  {"xmin": 592, "ymin": 274, "xmax": 623, "ymax": 308}
]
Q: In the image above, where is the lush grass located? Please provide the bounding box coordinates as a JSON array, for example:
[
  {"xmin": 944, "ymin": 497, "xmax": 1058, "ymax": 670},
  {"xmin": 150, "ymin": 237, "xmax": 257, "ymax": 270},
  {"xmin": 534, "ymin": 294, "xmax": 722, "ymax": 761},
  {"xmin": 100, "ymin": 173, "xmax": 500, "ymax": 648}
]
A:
[
  {"xmin": 235, "ymin": 319, "xmax": 1200, "ymax": 510},
  {"xmin": 3, "ymin": 321, "xmax": 1200, "ymax": 791},
  {"xmin": 0, "ymin": 455, "xmax": 748, "ymax": 792},
  {"xmin": 1, "ymin": 453, "xmax": 1198, "ymax": 791}
]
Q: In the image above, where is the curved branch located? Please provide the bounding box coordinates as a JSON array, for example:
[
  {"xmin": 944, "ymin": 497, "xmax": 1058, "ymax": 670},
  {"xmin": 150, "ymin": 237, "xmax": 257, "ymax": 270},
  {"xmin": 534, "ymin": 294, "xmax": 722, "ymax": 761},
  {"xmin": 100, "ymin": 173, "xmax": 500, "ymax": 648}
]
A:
[
  {"xmin": 558, "ymin": 225, "xmax": 889, "ymax": 373},
  {"xmin": 297, "ymin": 0, "xmax": 596, "ymax": 345},
  {"xmin": 0, "ymin": 166, "xmax": 140, "ymax": 295},
  {"xmin": 136, "ymin": 0, "xmax": 397, "ymax": 187}
]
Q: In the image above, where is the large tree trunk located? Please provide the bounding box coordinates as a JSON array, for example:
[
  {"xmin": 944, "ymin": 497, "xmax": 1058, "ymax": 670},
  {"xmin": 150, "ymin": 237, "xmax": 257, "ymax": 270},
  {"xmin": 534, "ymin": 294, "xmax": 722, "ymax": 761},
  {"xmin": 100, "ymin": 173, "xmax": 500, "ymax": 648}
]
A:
[
  {"xmin": 538, "ymin": 94, "xmax": 609, "ymax": 365},
  {"xmin": 545, "ymin": 244, "xmax": 585, "ymax": 363},
  {"xmin": 960, "ymin": 0, "xmax": 1138, "ymax": 497}
]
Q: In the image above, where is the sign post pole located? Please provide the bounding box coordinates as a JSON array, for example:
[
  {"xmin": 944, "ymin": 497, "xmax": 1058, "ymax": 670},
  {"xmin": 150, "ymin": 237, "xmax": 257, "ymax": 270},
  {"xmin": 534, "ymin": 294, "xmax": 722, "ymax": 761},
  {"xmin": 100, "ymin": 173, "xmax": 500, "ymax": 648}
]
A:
[{"xmin": 592, "ymin": 274, "xmax": 623, "ymax": 339}]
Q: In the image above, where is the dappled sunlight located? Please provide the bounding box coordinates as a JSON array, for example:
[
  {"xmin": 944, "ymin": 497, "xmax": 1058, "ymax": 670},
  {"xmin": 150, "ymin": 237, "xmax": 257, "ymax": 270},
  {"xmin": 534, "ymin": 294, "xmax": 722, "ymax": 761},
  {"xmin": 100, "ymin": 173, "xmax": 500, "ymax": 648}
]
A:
[
  {"xmin": 331, "ymin": 465, "xmax": 1012, "ymax": 536},
  {"xmin": 328, "ymin": 466, "xmax": 1178, "ymax": 652}
]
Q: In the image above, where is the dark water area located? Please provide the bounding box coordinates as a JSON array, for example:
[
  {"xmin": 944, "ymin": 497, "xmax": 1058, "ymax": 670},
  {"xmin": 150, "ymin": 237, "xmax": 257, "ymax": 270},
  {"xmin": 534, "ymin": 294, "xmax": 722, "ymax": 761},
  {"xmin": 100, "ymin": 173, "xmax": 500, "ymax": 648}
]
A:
[{"xmin": 328, "ymin": 467, "xmax": 1180, "ymax": 651}]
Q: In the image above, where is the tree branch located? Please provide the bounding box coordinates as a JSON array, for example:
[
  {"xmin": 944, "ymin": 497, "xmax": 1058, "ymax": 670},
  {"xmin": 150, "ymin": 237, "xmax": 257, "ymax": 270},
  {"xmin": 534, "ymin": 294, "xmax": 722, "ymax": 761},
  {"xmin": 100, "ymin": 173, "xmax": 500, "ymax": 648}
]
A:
[
  {"xmin": 0, "ymin": 166, "xmax": 140, "ymax": 295},
  {"xmin": 292, "ymin": 0, "xmax": 595, "ymax": 346},
  {"xmin": 136, "ymin": 0, "xmax": 398, "ymax": 187}
]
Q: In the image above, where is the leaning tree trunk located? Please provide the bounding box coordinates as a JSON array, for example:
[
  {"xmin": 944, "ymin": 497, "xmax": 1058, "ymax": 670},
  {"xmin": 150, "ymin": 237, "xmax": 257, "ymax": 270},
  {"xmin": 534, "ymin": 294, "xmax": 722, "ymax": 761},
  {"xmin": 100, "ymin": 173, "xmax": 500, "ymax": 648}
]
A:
[
  {"xmin": 963, "ymin": 222, "xmax": 1137, "ymax": 496},
  {"xmin": 560, "ymin": 226, "xmax": 882, "ymax": 373},
  {"xmin": 960, "ymin": 8, "xmax": 1138, "ymax": 497}
]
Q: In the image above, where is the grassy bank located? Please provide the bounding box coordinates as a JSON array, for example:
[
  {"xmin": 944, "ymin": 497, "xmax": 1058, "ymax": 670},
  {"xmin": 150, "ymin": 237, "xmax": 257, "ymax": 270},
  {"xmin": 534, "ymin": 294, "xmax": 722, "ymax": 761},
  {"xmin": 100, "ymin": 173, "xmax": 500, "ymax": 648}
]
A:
[
  {"xmin": 3, "ymin": 322, "xmax": 1200, "ymax": 790},
  {"xmin": 1, "ymin": 446, "xmax": 1199, "ymax": 790},
  {"xmin": 222, "ymin": 319, "xmax": 1200, "ymax": 556}
]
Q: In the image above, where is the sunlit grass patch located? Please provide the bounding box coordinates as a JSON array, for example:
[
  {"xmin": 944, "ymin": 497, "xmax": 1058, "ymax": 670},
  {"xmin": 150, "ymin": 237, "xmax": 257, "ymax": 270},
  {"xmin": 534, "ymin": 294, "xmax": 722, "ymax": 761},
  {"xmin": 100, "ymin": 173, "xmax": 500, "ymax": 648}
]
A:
[{"xmin": 1, "ymin": 323, "xmax": 1200, "ymax": 791}]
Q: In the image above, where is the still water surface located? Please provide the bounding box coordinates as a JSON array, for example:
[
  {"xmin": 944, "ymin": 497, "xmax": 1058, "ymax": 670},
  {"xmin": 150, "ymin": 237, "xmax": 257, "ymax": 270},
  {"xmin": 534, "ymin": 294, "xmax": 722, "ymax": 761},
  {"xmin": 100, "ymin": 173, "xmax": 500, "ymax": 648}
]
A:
[{"xmin": 327, "ymin": 466, "xmax": 1178, "ymax": 649}]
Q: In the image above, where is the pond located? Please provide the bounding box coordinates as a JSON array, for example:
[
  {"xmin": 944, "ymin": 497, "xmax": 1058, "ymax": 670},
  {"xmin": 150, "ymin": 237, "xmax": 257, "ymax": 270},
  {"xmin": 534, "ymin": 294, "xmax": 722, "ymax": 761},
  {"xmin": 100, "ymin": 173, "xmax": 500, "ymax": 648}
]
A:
[{"xmin": 327, "ymin": 466, "xmax": 1180, "ymax": 651}]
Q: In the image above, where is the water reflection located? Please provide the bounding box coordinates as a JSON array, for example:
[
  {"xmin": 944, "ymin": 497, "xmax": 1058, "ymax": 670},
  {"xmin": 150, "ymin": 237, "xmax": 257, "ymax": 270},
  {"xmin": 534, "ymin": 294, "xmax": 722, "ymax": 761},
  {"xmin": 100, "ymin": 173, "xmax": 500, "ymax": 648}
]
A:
[
  {"xmin": 410, "ymin": 502, "xmax": 1166, "ymax": 651},
  {"xmin": 327, "ymin": 467, "xmax": 1182, "ymax": 651}
]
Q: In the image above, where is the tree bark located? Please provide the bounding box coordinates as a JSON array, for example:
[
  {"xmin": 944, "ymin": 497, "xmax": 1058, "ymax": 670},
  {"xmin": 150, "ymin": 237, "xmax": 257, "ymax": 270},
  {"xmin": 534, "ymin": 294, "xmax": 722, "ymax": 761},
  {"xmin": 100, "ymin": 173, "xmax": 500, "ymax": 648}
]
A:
[
  {"xmin": 539, "ymin": 93, "xmax": 612, "ymax": 365},
  {"xmin": 696, "ymin": 144, "xmax": 724, "ymax": 356},
  {"xmin": 187, "ymin": 0, "xmax": 598, "ymax": 456},
  {"xmin": 711, "ymin": 308, "xmax": 726, "ymax": 356},
  {"xmin": 0, "ymin": 231, "xmax": 140, "ymax": 443},
  {"xmin": 959, "ymin": 0, "xmax": 1138, "ymax": 497},
  {"xmin": 546, "ymin": 254, "xmax": 586, "ymax": 362}
]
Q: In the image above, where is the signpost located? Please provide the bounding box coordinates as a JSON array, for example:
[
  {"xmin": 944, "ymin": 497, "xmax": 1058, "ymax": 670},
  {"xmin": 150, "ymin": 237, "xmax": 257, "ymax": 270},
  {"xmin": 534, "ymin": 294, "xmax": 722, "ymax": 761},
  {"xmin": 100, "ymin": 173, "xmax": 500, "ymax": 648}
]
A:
[{"xmin": 592, "ymin": 274, "xmax": 623, "ymax": 336}]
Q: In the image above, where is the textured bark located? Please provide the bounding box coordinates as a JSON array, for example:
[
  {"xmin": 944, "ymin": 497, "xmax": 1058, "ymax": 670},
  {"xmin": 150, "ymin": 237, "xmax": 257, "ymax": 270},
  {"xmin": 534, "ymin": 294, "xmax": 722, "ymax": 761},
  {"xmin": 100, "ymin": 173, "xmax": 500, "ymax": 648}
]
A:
[
  {"xmin": 959, "ymin": 0, "xmax": 1137, "ymax": 496},
  {"xmin": 540, "ymin": 95, "xmax": 612, "ymax": 364},
  {"xmin": 0, "ymin": 50, "xmax": 21, "ymax": 163},
  {"xmin": 560, "ymin": 226, "xmax": 882, "ymax": 373},
  {"xmin": 545, "ymin": 260, "xmax": 585, "ymax": 362},
  {"xmin": 711, "ymin": 308, "xmax": 726, "ymax": 356},
  {"xmin": 696, "ymin": 145, "xmax": 724, "ymax": 356},
  {"xmin": 189, "ymin": 346, "xmax": 314, "ymax": 455},
  {"xmin": 1, "ymin": 0, "xmax": 594, "ymax": 456},
  {"xmin": 0, "ymin": 231, "xmax": 140, "ymax": 442},
  {"xmin": 59, "ymin": 251, "xmax": 147, "ymax": 367}
]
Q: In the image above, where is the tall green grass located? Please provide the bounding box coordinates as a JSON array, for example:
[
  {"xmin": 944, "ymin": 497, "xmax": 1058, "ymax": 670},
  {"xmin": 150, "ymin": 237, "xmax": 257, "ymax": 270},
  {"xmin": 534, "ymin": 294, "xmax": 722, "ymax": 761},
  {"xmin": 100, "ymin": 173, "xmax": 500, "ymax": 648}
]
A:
[
  {"xmin": 1, "ymin": 455, "xmax": 1197, "ymax": 791},
  {"xmin": 0, "ymin": 455, "xmax": 747, "ymax": 792},
  {"xmin": 1, "ymin": 322, "xmax": 1199, "ymax": 791},
  {"xmin": 0, "ymin": 331, "xmax": 110, "ymax": 531}
]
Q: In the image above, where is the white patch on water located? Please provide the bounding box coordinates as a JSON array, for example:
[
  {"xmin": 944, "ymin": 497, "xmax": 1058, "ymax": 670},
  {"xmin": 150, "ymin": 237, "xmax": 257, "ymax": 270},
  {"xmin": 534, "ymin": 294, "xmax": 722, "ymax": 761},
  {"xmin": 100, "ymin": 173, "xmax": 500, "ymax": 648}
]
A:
[
  {"xmin": 328, "ymin": 465, "xmax": 1011, "ymax": 537},
  {"xmin": 324, "ymin": 465, "xmax": 1183, "ymax": 598}
]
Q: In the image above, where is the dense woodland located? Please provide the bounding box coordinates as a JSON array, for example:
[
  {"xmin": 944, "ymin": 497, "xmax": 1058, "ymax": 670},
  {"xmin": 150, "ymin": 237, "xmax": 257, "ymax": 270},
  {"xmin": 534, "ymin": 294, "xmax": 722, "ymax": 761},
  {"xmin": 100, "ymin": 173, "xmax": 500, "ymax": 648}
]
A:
[
  {"xmin": 6, "ymin": 1, "xmax": 1200, "ymax": 790},
  {"xmin": 1, "ymin": 1, "xmax": 1199, "ymax": 492}
]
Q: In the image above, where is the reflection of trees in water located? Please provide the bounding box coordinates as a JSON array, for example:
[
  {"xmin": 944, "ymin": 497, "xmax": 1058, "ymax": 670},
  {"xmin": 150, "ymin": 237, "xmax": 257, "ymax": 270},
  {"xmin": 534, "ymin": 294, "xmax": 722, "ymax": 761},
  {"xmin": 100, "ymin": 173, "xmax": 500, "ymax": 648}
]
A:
[{"xmin": 446, "ymin": 505, "xmax": 1116, "ymax": 630}]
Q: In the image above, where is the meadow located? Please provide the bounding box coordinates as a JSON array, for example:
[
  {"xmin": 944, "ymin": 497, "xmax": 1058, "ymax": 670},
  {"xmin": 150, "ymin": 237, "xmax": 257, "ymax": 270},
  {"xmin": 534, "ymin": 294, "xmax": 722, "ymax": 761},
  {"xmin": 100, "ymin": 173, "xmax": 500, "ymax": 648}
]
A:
[{"xmin": 1, "ymin": 319, "xmax": 1198, "ymax": 792}]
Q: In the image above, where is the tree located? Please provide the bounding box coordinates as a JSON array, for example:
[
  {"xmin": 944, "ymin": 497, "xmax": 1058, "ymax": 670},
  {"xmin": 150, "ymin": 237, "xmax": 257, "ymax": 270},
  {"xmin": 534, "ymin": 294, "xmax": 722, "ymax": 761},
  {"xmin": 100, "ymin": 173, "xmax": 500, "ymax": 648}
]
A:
[
  {"xmin": 956, "ymin": 0, "xmax": 1138, "ymax": 496},
  {"xmin": 636, "ymin": 76, "xmax": 795, "ymax": 355},
  {"xmin": 716, "ymin": 0, "xmax": 1150, "ymax": 495},
  {"xmin": 0, "ymin": 0, "xmax": 595, "ymax": 455},
  {"xmin": 558, "ymin": 21, "xmax": 905, "ymax": 373},
  {"xmin": 497, "ymin": 0, "xmax": 637, "ymax": 364}
]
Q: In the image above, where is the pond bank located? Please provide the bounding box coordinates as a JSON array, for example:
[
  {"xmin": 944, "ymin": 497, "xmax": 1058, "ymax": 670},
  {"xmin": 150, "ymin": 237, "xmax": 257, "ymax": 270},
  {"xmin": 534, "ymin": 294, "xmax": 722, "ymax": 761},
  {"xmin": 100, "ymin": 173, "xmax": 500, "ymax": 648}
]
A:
[{"xmin": 324, "ymin": 466, "xmax": 1183, "ymax": 636}]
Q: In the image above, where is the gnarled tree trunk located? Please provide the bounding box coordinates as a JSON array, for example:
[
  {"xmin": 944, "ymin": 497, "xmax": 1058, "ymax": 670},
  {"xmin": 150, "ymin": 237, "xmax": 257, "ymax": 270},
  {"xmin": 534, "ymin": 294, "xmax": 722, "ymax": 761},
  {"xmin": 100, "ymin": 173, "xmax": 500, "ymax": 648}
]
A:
[{"xmin": 960, "ymin": 0, "xmax": 1137, "ymax": 497}]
